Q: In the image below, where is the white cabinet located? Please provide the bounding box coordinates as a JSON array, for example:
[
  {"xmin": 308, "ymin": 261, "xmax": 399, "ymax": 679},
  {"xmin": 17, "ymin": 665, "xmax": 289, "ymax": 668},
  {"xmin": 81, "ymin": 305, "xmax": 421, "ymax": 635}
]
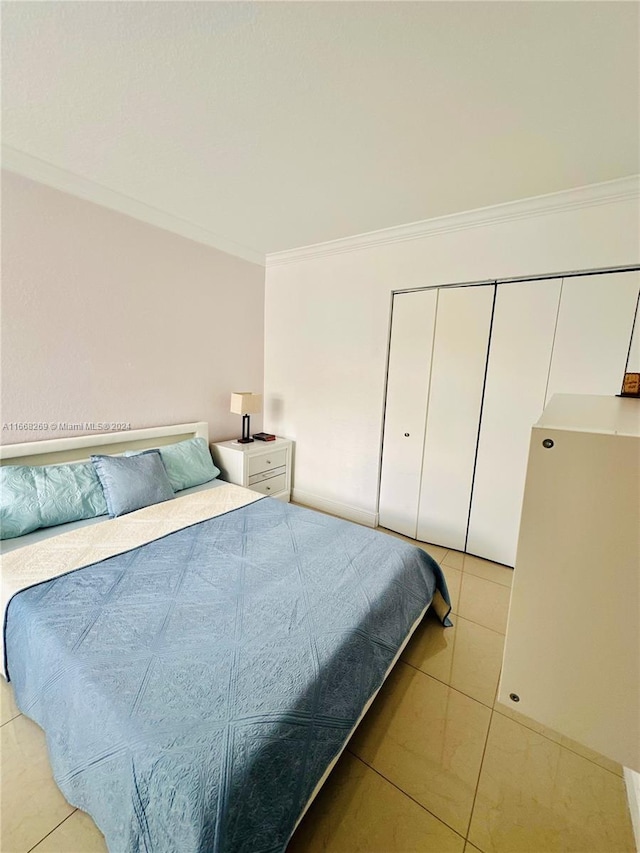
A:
[
  {"xmin": 466, "ymin": 278, "xmax": 562, "ymax": 565},
  {"xmin": 379, "ymin": 269, "xmax": 640, "ymax": 566},
  {"xmin": 499, "ymin": 394, "xmax": 640, "ymax": 771},
  {"xmin": 211, "ymin": 437, "xmax": 292, "ymax": 501}
]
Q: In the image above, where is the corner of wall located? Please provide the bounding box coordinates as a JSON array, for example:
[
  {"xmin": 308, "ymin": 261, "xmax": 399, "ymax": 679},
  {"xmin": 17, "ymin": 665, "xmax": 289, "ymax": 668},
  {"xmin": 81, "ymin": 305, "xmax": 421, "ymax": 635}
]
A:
[{"xmin": 624, "ymin": 767, "xmax": 640, "ymax": 853}]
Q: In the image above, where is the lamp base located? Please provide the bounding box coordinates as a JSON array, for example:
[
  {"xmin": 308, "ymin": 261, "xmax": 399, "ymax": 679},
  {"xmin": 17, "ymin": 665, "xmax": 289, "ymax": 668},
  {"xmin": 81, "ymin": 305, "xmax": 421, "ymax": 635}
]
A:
[{"xmin": 236, "ymin": 413, "xmax": 255, "ymax": 444}]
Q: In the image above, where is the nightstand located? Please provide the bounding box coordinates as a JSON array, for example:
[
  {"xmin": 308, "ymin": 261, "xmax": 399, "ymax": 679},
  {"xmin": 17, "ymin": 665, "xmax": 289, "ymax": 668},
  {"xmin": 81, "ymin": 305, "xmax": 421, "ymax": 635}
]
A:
[{"xmin": 210, "ymin": 437, "xmax": 293, "ymax": 501}]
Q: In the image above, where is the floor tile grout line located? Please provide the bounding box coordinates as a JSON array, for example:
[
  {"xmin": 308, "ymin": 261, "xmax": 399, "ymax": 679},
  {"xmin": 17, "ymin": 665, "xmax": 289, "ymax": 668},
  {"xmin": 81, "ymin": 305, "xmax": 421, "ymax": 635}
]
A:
[
  {"xmin": 451, "ymin": 613, "xmax": 506, "ymax": 637},
  {"xmin": 0, "ymin": 710, "xmax": 22, "ymax": 727},
  {"xmin": 459, "ymin": 572, "xmax": 512, "ymax": 590},
  {"xmin": 399, "ymin": 657, "xmax": 497, "ymax": 711},
  {"xmin": 347, "ymin": 750, "xmax": 468, "ymax": 844},
  {"xmin": 464, "ymin": 705, "xmax": 494, "ymax": 841},
  {"xmin": 455, "ymin": 565, "xmax": 513, "ymax": 588},
  {"xmin": 26, "ymin": 808, "xmax": 78, "ymax": 852},
  {"xmin": 434, "ymin": 609, "xmax": 506, "ymax": 638},
  {"xmin": 441, "ymin": 550, "xmax": 512, "ymax": 570},
  {"xmin": 349, "ymin": 635, "xmax": 502, "ymax": 845},
  {"xmin": 458, "ymin": 575, "xmax": 511, "ymax": 604},
  {"xmin": 490, "ymin": 706, "xmax": 624, "ymax": 779}
]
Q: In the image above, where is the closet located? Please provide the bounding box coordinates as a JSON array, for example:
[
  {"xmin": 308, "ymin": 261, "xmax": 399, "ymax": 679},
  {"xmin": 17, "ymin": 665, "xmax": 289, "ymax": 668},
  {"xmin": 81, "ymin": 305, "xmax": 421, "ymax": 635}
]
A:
[{"xmin": 378, "ymin": 269, "xmax": 640, "ymax": 566}]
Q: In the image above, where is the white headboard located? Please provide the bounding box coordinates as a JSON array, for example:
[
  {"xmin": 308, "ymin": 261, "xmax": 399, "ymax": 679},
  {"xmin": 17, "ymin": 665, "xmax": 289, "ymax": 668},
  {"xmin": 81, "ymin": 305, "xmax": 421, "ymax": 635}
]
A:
[{"xmin": 0, "ymin": 422, "xmax": 209, "ymax": 467}]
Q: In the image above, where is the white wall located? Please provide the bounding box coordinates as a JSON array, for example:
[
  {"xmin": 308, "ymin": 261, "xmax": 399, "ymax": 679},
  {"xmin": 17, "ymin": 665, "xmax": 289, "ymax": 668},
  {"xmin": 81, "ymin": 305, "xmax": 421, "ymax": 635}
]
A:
[
  {"xmin": 264, "ymin": 179, "xmax": 639, "ymax": 523},
  {"xmin": 1, "ymin": 171, "xmax": 265, "ymax": 447}
]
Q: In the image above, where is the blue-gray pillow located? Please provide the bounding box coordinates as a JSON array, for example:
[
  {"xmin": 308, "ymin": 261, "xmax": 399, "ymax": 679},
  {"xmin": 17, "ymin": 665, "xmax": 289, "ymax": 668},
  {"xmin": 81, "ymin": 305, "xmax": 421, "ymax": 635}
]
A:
[
  {"xmin": 126, "ymin": 438, "xmax": 219, "ymax": 492},
  {"xmin": 90, "ymin": 451, "xmax": 174, "ymax": 519},
  {"xmin": 0, "ymin": 461, "xmax": 108, "ymax": 540}
]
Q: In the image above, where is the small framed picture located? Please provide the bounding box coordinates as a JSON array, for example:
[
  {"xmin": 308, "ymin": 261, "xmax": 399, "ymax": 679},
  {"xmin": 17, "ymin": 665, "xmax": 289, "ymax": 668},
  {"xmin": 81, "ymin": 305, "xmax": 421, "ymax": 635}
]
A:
[{"xmin": 620, "ymin": 372, "xmax": 640, "ymax": 397}]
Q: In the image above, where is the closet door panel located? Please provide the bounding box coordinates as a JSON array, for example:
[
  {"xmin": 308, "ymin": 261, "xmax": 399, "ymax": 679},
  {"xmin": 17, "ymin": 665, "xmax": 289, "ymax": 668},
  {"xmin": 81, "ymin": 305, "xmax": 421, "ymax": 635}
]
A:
[
  {"xmin": 417, "ymin": 285, "xmax": 494, "ymax": 550},
  {"xmin": 545, "ymin": 271, "xmax": 640, "ymax": 404},
  {"xmin": 378, "ymin": 289, "xmax": 438, "ymax": 537},
  {"xmin": 467, "ymin": 279, "xmax": 562, "ymax": 566}
]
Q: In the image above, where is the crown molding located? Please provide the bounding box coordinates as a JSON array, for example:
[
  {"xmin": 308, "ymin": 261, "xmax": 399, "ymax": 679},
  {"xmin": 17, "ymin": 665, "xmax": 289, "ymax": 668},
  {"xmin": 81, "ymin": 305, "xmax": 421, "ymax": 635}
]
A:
[
  {"xmin": 4, "ymin": 147, "xmax": 636, "ymax": 270},
  {"xmin": 1, "ymin": 146, "xmax": 265, "ymax": 267},
  {"xmin": 267, "ymin": 175, "xmax": 640, "ymax": 267}
]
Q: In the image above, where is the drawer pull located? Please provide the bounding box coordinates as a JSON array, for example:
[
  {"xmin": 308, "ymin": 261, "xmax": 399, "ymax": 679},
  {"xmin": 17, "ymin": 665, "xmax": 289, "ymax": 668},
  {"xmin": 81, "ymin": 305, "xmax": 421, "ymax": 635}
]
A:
[
  {"xmin": 248, "ymin": 465, "xmax": 286, "ymax": 485},
  {"xmin": 252, "ymin": 472, "xmax": 286, "ymax": 495},
  {"xmin": 248, "ymin": 449, "xmax": 287, "ymax": 476}
]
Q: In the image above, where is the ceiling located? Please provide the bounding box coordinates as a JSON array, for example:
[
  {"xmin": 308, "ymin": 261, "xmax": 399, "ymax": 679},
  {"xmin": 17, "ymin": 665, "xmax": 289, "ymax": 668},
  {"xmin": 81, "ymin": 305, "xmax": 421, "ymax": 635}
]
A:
[{"xmin": 2, "ymin": 1, "xmax": 639, "ymax": 262}]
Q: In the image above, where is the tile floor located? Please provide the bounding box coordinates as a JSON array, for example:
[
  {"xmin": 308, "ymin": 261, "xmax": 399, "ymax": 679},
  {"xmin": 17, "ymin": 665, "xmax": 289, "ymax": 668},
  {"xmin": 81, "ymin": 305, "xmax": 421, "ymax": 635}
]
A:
[{"xmin": 0, "ymin": 532, "xmax": 636, "ymax": 853}]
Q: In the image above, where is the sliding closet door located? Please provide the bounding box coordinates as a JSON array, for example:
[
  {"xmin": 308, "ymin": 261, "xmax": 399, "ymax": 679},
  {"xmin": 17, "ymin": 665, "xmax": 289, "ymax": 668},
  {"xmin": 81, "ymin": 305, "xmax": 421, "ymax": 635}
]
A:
[
  {"xmin": 378, "ymin": 289, "xmax": 437, "ymax": 537},
  {"xmin": 416, "ymin": 285, "xmax": 494, "ymax": 550},
  {"xmin": 545, "ymin": 271, "xmax": 640, "ymax": 404},
  {"xmin": 466, "ymin": 278, "xmax": 562, "ymax": 566}
]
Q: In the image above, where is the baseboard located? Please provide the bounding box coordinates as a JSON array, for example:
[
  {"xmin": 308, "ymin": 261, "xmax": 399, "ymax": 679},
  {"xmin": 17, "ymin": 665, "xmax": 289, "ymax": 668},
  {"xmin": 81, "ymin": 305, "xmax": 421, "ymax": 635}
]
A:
[
  {"xmin": 624, "ymin": 768, "xmax": 640, "ymax": 853},
  {"xmin": 291, "ymin": 489, "xmax": 378, "ymax": 528}
]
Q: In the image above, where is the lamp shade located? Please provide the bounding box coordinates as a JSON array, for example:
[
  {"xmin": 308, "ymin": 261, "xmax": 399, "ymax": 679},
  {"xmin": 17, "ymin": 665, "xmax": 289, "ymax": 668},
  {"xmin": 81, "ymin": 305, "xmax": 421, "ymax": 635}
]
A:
[{"xmin": 230, "ymin": 392, "xmax": 262, "ymax": 415}]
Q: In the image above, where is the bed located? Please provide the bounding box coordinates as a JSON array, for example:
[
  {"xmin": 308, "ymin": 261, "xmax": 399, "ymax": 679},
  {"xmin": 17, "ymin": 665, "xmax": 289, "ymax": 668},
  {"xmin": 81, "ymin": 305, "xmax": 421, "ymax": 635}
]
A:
[{"xmin": 0, "ymin": 422, "xmax": 451, "ymax": 853}]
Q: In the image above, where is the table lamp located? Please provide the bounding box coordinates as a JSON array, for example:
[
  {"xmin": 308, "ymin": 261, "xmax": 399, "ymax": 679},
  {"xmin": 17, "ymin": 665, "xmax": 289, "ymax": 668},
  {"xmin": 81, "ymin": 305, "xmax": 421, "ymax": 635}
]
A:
[{"xmin": 230, "ymin": 392, "xmax": 262, "ymax": 443}]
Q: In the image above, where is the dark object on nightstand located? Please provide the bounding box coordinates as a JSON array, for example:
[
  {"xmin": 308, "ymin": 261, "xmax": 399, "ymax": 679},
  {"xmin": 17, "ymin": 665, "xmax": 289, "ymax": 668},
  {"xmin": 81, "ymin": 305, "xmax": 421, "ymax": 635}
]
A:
[
  {"xmin": 619, "ymin": 372, "xmax": 640, "ymax": 397},
  {"xmin": 253, "ymin": 432, "xmax": 276, "ymax": 441}
]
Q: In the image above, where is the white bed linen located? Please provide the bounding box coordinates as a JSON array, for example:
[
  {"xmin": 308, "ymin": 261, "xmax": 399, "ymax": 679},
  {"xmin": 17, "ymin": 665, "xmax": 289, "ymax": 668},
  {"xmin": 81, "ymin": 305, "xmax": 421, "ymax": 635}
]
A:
[
  {"xmin": 1, "ymin": 481, "xmax": 261, "ymax": 677},
  {"xmin": 0, "ymin": 478, "xmax": 225, "ymax": 554}
]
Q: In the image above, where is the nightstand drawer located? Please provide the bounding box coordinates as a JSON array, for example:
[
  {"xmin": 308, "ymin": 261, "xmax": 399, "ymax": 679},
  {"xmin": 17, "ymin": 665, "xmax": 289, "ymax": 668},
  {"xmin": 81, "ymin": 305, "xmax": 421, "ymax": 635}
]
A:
[
  {"xmin": 248, "ymin": 465, "xmax": 286, "ymax": 486},
  {"xmin": 247, "ymin": 449, "xmax": 287, "ymax": 476},
  {"xmin": 210, "ymin": 437, "xmax": 292, "ymax": 501},
  {"xmin": 251, "ymin": 473, "xmax": 286, "ymax": 496}
]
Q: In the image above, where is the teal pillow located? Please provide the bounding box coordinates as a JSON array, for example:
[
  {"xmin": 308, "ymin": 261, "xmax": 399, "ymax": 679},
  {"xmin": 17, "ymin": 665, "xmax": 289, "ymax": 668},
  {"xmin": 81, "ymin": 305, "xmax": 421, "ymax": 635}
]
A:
[
  {"xmin": 91, "ymin": 451, "xmax": 174, "ymax": 518},
  {"xmin": 127, "ymin": 438, "xmax": 219, "ymax": 492},
  {"xmin": 158, "ymin": 438, "xmax": 220, "ymax": 491},
  {"xmin": 0, "ymin": 461, "xmax": 108, "ymax": 540},
  {"xmin": 0, "ymin": 466, "xmax": 41, "ymax": 539}
]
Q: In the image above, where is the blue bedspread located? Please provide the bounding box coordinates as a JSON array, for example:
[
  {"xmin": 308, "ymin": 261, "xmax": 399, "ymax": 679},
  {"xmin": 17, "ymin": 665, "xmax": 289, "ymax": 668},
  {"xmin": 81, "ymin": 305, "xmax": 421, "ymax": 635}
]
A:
[{"xmin": 6, "ymin": 498, "xmax": 450, "ymax": 853}]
